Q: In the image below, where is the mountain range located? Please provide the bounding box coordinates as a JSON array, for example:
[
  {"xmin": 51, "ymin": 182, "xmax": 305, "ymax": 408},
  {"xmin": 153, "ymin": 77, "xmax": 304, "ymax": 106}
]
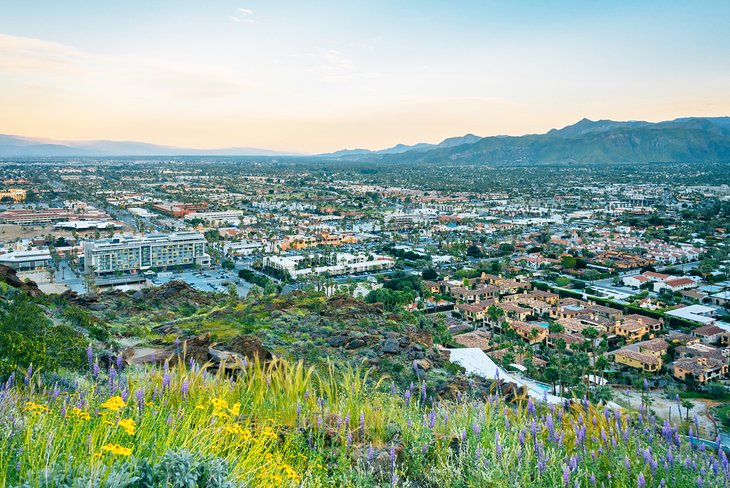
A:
[
  {"xmin": 324, "ymin": 117, "xmax": 730, "ymax": 164},
  {"xmin": 0, "ymin": 135, "xmax": 298, "ymax": 157},
  {"xmin": 2, "ymin": 116, "xmax": 730, "ymax": 163}
]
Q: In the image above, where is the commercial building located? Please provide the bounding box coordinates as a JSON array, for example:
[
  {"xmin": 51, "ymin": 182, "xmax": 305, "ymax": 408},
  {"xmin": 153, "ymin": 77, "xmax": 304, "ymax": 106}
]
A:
[
  {"xmin": 0, "ymin": 249, "xmax": 53, "ymax": 271},
  {"xmin": 0, "ymin": 207, "xmax": 110, "ymax": 225},
  {"xmin": 84, "ymin": 232, "xmax": 210, "ymax": 284},
  {"xmin": 263, "ymin": 252, "xmax": 393, "ymax": 279}
]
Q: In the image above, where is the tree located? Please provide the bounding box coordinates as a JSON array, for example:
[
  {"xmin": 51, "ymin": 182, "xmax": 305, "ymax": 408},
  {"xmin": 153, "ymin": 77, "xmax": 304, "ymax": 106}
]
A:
[
  {"xmin": 421, "ymin": 268, "xmax": 438, "ymax": 281},
  {"xmin": 592, "ymin": 385, "xmax": 613, "ymax": 405},
  {"xmin": 681, "ymin": 399, "xmax": 695, "ymax": 422},
  {"xmin": 561, "ymin": 255, "xmax": 577, "ymax": 269},
  {"xmin": 487, "ymin": 305, "xmax": 505, "ymax": 327}
]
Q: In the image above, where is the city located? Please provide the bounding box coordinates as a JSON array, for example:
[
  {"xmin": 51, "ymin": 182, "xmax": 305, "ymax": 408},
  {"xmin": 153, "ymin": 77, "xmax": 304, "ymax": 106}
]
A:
[{"xmin": 2, "ymin": 1, "xmax": 730, "ymax": 486}]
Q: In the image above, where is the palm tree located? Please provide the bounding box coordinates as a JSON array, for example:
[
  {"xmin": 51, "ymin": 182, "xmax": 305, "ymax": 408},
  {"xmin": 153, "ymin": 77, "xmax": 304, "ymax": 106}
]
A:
[{"xmin": 681, "ymin": 399, "xmax": 695, "ymax": 422}]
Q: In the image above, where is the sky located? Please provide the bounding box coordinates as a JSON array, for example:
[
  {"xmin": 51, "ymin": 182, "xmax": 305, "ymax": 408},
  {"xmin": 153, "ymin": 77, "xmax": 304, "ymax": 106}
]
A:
[{"xmin": 1, "ymin": 1, "xmax": 729, "ymax": 154}]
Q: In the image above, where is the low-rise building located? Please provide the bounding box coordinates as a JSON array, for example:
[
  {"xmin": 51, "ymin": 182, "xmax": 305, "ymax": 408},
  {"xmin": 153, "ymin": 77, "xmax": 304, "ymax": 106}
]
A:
[
  {"xmin": 672, "ymin": 357, "xmax": 728, "ymax": 384},
  {"xmin": 614, "ymin": 349, "xmax": 662, "ymax": 373}
]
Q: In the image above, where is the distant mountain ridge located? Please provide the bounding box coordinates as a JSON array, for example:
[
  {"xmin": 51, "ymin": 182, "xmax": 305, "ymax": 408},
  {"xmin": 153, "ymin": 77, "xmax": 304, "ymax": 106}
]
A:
[
  {"xmin": 0, "ymin": 135, "xmax": 298, "ymax": 157},
  {"xmin": 3, "ymin": 116, "xmax": 730, "ymax": 163},
  {"xmin": 323, "ymin": 117, "xmax": 730, "ymax": 164}
]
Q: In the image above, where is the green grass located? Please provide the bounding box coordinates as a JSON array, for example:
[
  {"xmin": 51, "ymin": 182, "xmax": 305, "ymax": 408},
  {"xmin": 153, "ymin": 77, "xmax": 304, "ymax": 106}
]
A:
[{"xmin": 1, "ymin": 354, "xmax": 727, "ymax": 487}]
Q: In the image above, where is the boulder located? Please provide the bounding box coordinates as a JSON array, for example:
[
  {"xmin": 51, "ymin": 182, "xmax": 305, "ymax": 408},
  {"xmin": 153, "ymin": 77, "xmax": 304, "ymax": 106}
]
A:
[
  {"xmin": 0, "ymin": 265, "xmax": 42, "ymax": 296},
  {"xmin": 226, "ymin": 335, "xmax": 272, "ymax": 362},
  {"xmin": 327, "ymin": 335, "xmax": 347, "ymax": 347},
  {"xmin": 345, "ymin": 338, "xmax": 366, "ymax": 349},
  {"xmin": 381, "ymin": 338, "xmax": 401, "ymax": 354}
]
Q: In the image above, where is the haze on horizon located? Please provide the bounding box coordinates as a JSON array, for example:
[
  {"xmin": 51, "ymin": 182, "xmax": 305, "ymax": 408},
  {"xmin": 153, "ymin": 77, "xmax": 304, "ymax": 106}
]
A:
[{"xmin": 1, "ymin": 1, "xmax": 729, "ymax": 154}]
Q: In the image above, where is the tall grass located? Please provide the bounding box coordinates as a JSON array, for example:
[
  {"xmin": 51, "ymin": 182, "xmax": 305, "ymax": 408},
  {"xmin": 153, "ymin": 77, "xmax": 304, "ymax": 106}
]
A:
[{"xmin": 0, "ymin": 353, "xmax": 727, "ymax": 487}]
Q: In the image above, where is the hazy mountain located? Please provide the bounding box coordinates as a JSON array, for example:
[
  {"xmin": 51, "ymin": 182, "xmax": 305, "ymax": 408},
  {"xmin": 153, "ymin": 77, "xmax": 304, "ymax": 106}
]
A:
[
  {"xmin": 0, "ymin": 135, "xmax": 298, "ymax": 157},
  {"xmin": 323, "ymin": 117, "xmax": 730, "ymax": 164},
  {"xmin": 319, "ymin": 133, "xmax": 482, "ymax": 159}
]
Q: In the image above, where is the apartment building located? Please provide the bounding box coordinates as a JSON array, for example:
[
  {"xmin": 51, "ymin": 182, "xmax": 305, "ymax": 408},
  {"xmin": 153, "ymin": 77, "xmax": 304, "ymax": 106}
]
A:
[{"xmin": 84, "ymin": 232, "xmax": 210, "ymax": 282}]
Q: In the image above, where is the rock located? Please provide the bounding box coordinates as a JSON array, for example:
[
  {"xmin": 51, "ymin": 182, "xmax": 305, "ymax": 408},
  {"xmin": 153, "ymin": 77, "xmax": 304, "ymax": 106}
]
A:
[
  {"xmin": 411, "ymin": 351, "xmax": 425, "ymax": 360},
  {"xmin": 327, "ymin": 336, "xmax": 347, "ymax": 347},
  {"xmin": 131, "ymin": 290, "xmax": 145, "ymax": 301},
  {"xmin": 88, "ymin": 303, "xmax": 107, "ymax": 311},
  {"xmin": 0, "ymin": 265, "xmax": 42, "ymax": 296},
  {"xmin": 208, "ymin": 346, "xmax": 245, "ymax": 367},
  {"xmin": 345, "ymin": 338, "xmax": 366, "ymax": 349},
  {"xmin": 414, "ymin": 358, "xmax": 432, "ymax": 371},
  {"xmin": 385, "ymin": 331, "xmax": 400, "ymax": 339},
  {"xmin": 226, "ymin": 335, "xmax": 272, "ymax": 362},
  {"xmin": 411, "ymin": 343, "xmax": 424, "ymax": 352},
  {"xmin": 381, "ymin": 338, "xmax": 401, "ymax": 354}
]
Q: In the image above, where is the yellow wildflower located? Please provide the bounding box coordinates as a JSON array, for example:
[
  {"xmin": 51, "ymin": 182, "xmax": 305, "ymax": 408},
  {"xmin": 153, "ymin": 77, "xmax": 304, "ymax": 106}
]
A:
[
  {"xmin": 228, "ymin": 403, "xmax": 241, "ymax": 416},
  {"xmin": 101, "ymin": 443, "xmax": 133, "ymax": 456},
  {"xmin": 118, "ymin": 418, "xmax": 136, "ymax": 436},
  {"xmin": 24, "ymin": 401, "xmax": 49, "ymax": 414},
  {"xmin": 100, "ymin": 396, "xmax": 126, "ymax": 413},
  {"xmin": 209, "ymin": 398, "xmax": 228, "ymax": 410},
  {"xmin": 69, "ymin": 407, "xmax": 91, "ymax": 421}
]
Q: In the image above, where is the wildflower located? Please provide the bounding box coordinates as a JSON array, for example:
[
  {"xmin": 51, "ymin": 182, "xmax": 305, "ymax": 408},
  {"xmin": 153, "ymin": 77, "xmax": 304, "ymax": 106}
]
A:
[
  {"xmin": 181, "ymin": 379, "xmax": 189, "ymax": 398},
  {"xmin": 87, "ymin": 344, "xmax": 94, "ymax": 370},
  {"xmin": 229, "ymin": 403, "xmax": 241, "ymax": 416},
  {"xmin": 100, "ymin": 395, "xmax": 126, "ymax": 412},
  {"xmin": 101, "ymin": 443, "xmax": 132, "ymax": 456},
  {"xmin": 118, "ymin": 418, "xmax": 136, "ymax": 436}
]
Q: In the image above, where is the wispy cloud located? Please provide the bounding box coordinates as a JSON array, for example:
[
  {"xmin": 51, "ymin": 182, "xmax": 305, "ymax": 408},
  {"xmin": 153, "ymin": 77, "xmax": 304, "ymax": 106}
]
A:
[
  {"xmin": 238, "ymin": 8, "xmax": 254, "ymax": 15},
  {"xmin": 0, "ymin": 33, "xmax": 251, "ymax": 99}
]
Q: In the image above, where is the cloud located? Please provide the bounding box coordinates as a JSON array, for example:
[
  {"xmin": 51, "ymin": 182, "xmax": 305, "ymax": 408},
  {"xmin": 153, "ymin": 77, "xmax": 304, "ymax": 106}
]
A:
[
  {"xmin": 238, "ymin": 8, "xmax": 254, "ymax": 15},
  {"xmin": 0, "ymin": 33, "xmax": 251, "ymax": 100},
  {"xmin": 229, "ymin": 16, "xmax": 241, "ymax": 23}
]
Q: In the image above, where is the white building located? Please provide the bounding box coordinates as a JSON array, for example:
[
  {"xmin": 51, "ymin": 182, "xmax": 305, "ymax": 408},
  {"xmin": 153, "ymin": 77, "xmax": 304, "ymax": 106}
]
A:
[
  {"xmin": 263, "ymin": 252, "xmax": 394, "ymax": 279},
  {"xmin": 0, "ymin": 249, "xmax": 53, "ymax": 271},
  {"xmin": 84, "ymin": 232, "xmax": 210, "ymax": 283}
]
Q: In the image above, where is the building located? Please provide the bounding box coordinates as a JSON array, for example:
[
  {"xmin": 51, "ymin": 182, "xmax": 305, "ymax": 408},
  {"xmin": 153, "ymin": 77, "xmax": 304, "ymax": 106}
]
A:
[
  {"xmin": 672, "ymin": 357, "xmax": 728, "ymax": 384},
  {"xmin": 0, "ymin": 207, "xmax": 110, "ymax": 225},
  {"xmin": 666, "ymin": 305, "xmax": 718, "ymax": 325},
  {"xmin": 653, "ymin": 277, "xmax": 698, "ymax": 293},
  {"xmin": 614, "ymin": 349, "xmax": 662, "ymax": 373},
  {"xmin": 0, "ymin": 188, "xmax": 27, "ymax": 202},
  {"xmin": 623, "ymin": 274, "xmax": 651, "ymax": 289},
  {"xmin": 691, "ymin": 325, "xmax": 727, "ymax": 345},
  {"xmin": 0, "ymin": 249, "xmax": 53, "ymax": 271},
  {"xmin": 84, "ymin": 232, "xmax": 210, "ymax": 284},
  {"xmin": 263, "ymin": 252, "xmax": 393, "ymax": 279}
]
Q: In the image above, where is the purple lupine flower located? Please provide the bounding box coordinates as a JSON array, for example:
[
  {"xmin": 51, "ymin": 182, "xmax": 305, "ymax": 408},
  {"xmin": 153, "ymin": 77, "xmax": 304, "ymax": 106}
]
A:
[
  {"xmin": 390, "ymin": 445, "xmax": 396, "ymax": 466},
  {"xmin": 638, "ymin": 473, "xmax": 646, "ymax": 488},
  {"xmin": 87, "ymin": 345, "xmax": 94, "ymax": 369},
  {"xmin": 404, "ymin": 390, "xmax": 411, "ymax": 404},
  {"xmin": 181, "ymin": 379, "xmax": 189, "ymax": 398},
  {"xmin": 624, "ymin": 457, "xmax": 631, "ymax": 473},
  {"xmin": 296, "ymin": 402, "xmax": 301, "ymax": 422},
  {"xmin": 495, "ymin": 431, "xmax": 502, "ymax": 458},
  {"xmin": 429, "ymin": 410, "xmax": 437, "ymax": 430},
  {"xmin": 162, "ymin": 371, "xmax": 171, "ymax": 390},
  {"xmin": 345, "ymin": 412, "xmax": 350, "ymax": 429},
  {"xmin": 367, "ymin": 444, "xmax": 374, "ymax": 463},
  {"xmin": 163, "ymin": 359, "xmax": 169, "ymax": 373},
  {"xmin": 421, "ymin": 382, "xmax": 427, "ymax": 403},
  {"xmin": 360, "ymin": 412, "xmax": 365, "ymax": 434},
  {"xmin": 24, "ymin": 364, "xmax": 32, "ymax": 385},
  {"xmin": 562, "ymin": 465, "xmax": 570, "ymax": 486},
  {"xmin": 116, "ymin": 354, "xmax": 123, "ymax": 371},
  {"xmin": 109, "ymin": 366, "xmax": 116, "ymax": 392},
  {"xmin": 527, "ymin": 398, "xmax": 535, "ymax": 417},
  {"xmin": 136, "ymin": 388, "xmax": 145, "ymax": 409}
]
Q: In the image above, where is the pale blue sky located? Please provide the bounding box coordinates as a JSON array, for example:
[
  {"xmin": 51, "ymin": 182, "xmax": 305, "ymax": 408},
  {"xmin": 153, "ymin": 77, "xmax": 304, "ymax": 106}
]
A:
[{"xmin": 1, "ymin": 1, "xmax": 729, "ymax": 152}]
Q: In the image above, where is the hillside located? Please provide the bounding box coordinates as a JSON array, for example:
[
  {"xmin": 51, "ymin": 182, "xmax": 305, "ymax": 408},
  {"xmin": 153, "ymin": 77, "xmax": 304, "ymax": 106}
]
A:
[
  {"xmin": 325, "ymin": 117, "xmax": 730, "ymax": 165},
  {"xmin": 0, "ymin": 268, "xmax": 727, "ymax": 486}
]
